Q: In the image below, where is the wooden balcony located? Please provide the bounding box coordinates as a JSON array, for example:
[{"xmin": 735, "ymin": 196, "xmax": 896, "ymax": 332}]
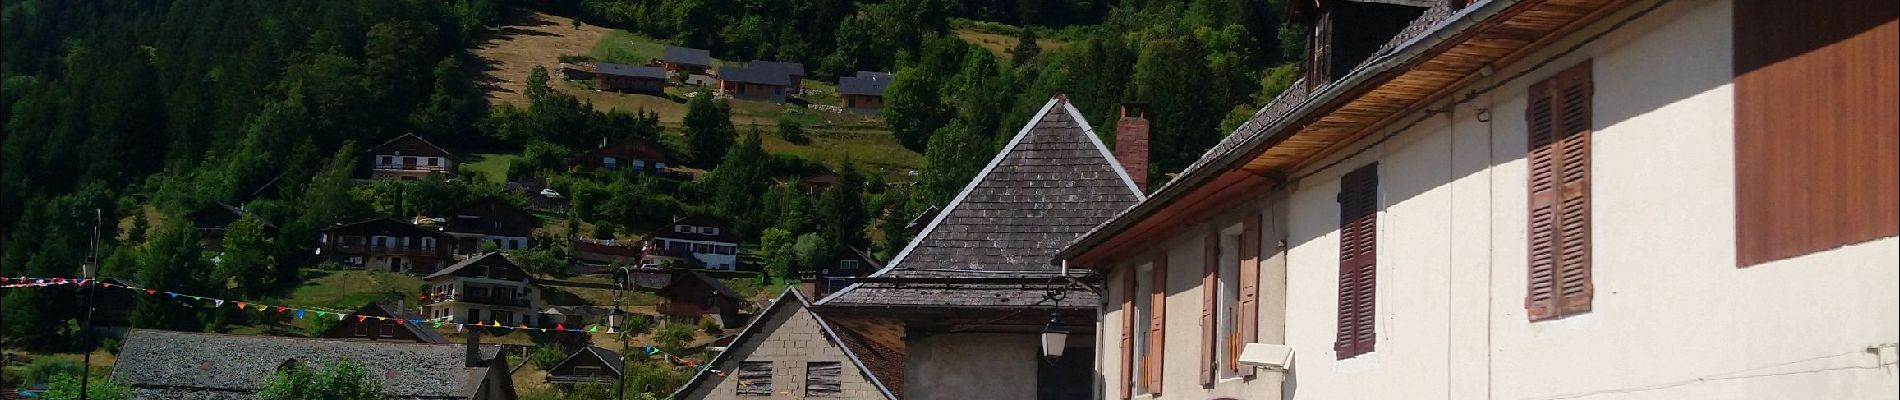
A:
[{"xmin": 326, "ymin": 243, "xmax": 441, "ymax": 257}]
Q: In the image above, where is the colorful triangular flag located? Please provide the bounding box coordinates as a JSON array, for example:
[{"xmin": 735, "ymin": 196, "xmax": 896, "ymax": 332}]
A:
[
  {"xmin": 237, "ymin": 301, "xmax": 246, "ymax": 309},
  {"xmin": 145, "ymin": 289, "xmax": 156, "ymax": 296},
  {"xmin": 296, "ymin": 309, "xmax": 305, "ymax": 319},
  {"xmin": 214, "ymin": 299, "xmax": 225, "ymax": 307},
  {"xmin": 315, "ymin": 310, "xmax": 326, "ymax": 318},
  {"xmin": 588, "ymin": 325, "xmax": 599, "ymax": 333}
]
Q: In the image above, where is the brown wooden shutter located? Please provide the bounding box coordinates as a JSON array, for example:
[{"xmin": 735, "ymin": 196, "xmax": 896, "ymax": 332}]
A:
[
  {"xmin": 1146, "ymin": 253, "xmax": 1167, "ymax": 395},
  {"xmin": 1237, "ymin": 213, "xmax": 1261, "ymax": 377},
  {"xmin": 1526, "ymin": 61, "xmax": 1594, "ymax": 321},
  {"xmin": 1120, "ymin": 267, "xmax": 1136, "ymax": 400},
  {"xmin": 1335, "ymin": 164, "xmax": 1378, "ymax": 359},
  {"xmin": 1734, "ymin": 0, "xmax": 1899, "ymax": 266},
  {"xmin": 1199, "ymin": 232, "xmax": 1218, "ymax": 386}
]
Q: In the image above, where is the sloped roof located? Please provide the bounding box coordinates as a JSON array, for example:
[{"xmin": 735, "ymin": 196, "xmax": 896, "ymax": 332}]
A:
[
  {"xmin": 664, "ymin": 46, "xmax": 712, "ymax": 66},
  {"xmin": 838, "ymin": 71, "xmax": 893, "ymax": 96},
  {"xmin": 749, "ymin": 60, "xmax": 805, "ymax": 77},
  {"xmin": 321, "ymin": 217, "xmax": 450, "ymax": 239},
  {"xmin": 649, "ymin": 215, "xmax": 739, "ymax": 243},
  {"xmin": 596, "ymin": 63, "xmax": 669, "ymax": 79},
  {"xmin": 368, "ymin": 133, "xmax": 451, "ymax": 158},
  {"xmin": 671, "ymin": 290, "xmax": 898, "ymax": 400},
  {"xmin": 817, "ymin": 97, "xmax": 1141, "ymax": 309},
  {"xmin": 425, "ymin": 252, "xmax": 529, "ymax": 281},
  {"xmin": 111, "ymin": 329, "xmax": 501, "ymax": 400},
  {"xmin": 189, "ymin": 202, "xmax": 278, "ymax": 230},
  {"xmin": 552, "ymin": 346, "xmax": 625, "ymax": 377},
  {"xmin": 354, "ymin": 303, "xmax": 450, "ymax": 344},
  {"xmin": 665, "ymin": 271, "xmax": 745, "ymax": 301},
  {"xmin": 715, "ymin": 64, "xmax": 793, "ymax": 86}
]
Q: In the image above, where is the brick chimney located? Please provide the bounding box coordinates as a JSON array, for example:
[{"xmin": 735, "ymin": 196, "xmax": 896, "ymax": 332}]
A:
[
  {"xmin": 1115, "ymin": 103, "xmax": 1152, "ymax": 191},
  {"xmin": 797, "ymin": 269, "xmax": 822, "ymax": 299}
]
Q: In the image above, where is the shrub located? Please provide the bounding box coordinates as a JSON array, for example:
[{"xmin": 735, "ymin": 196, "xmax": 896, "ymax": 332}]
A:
[
  {"xmin": 697, "ymin": 316, "xmax": 722, "ymax": 334},
  {"xmin": 529, "ymin": 344, "xmax": 569, "ymax": 371},
  {"xmin": 22, "ymin": 358, "xmax": 82, "ymax": 386},
  {"xmin": 42, "ymin": 372, "xmax": 133, "ymax": 400}
]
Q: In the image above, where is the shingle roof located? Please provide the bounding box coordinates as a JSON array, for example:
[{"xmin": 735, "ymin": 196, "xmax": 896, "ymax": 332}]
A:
[
  {"xmin": 369, "ymin": 133, "xmax": 451, "ymax": 158},
  {"xmin": 595, "ymin": 63, "xmax": 669, "ymax": 79},
  {"xmin": 322, "ymin": 217, "xmax": 452, "ymax": 239},
  {"xmin": 838, "ymin": 71, "xmax": 893, "ymax": 96},
  {"xmin": 369, "ymin": 303, "xmax": 451, "ymax": 344},
  {"xmin": 663, "ymin": 46, "xmax": 712, "ymax": 66},
  {"xmin": 671, "ymin": 290, "xmax": 899, "ymax": 400},
  {"xmin": 425, "ymin": 252, "xmax": 526, "ymax": 280},
  {"xmin": 111, "ymin": 329, "xmax": 501, "ymax": 400},
  {"xmin": 551, "ymin": 346, "xmax": 624, "ymax": 377},
  {"xmin": 817, "ymin": 97, "xmax": 1141, "ymax": 309},
  {"xmin": 667, "ymin": 271, "xmax": 745, "ymax": 301},
  {"xmin": 648, "ymin": 215, "xmax": 740, "ymax": 243},
  {"xmin": 749, "ymin": 60, "xmax": 805, "ymax": 77},
  {"xmin": 715, "ymin": 65, "xmax": 793, "ymax": 86}
]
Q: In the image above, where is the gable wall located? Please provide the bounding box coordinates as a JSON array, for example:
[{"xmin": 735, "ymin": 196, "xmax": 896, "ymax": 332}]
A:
[{"xmin": 684, "ymin": 305, "xmax": 888, "ymax": 400}]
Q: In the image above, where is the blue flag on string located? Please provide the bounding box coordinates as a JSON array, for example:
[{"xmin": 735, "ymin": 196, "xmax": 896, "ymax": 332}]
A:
[{"xmin": 296, "ymin": 309, "xmax": 305, "ymax": 319}]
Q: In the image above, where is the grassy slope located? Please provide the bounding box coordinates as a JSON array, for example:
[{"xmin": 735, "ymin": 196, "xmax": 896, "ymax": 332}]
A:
[
  {"xmin": 591, "ymin": 30, "xmax": 670, "ymax": 65},
  {"xmin": 276, "ymin": 269, "xmax": 427, "ymax": 310},
  {"xmin": 953, "ymin": 29, "xmax": 1070, "ymax": 63},
  {"xmin": 466, "ymin": 153, "xmax": 520, "ymax": 183}
]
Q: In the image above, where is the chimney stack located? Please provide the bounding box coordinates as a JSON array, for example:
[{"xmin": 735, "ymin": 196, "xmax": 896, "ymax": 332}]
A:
[
  {"xmin": 797, "ymin": 270, "xmax": 822, "ymax": 299},
  {"xmin": 466, "ymin": 328, "xmax": 483, "ymax": 367},
  {"xmin": 1115, "ymin": 103, "xmax": 1151, "ymax": 191}
]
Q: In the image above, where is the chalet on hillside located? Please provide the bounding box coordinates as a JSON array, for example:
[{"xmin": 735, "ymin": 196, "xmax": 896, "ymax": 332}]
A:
[
  {"xmin": 662, "ymin": 46, "xmax": 712, "ymax": 75},
  {"xmin": 642, "ymin": 215, "xmax": 740, "ymax": 270},
  {"xmin": 748, "ymin": 60, "xmax": 806, "ymax": 91},
  {"xmin": 837, "ymin": 71, "xmax": 893, "ymax": 114},
  {"xmin": 316, "ymin": 218, "xmax": 454, "ymax": 274},
  {"xmin": 187, "ymin": 203, "xmax": 276, "ymax": 252},
  {"xmin": 369, "ymin": 133, "xmax": 453, "ymax": 181},
  {"xmin": 558, "ymin": 63, "xmax": 597, "ymax": 81},
  {"xmin": 658, "ymin": 271, "xmax": 746, "ymax": 327},
  {"xmin": 671, "ymin": 290, "xmax": 899, "ymax": 400},
  {"xmin": 112, "ymin": 329, "xmax": 515, "ymax": 400},
  {"xmin": 569, "ymin": 137, "xmax": 671, "ymax": 174},
  {"xmin": 714, "ymin": 65, "xmax": 793, "ymax": 102},
  {"xmin": 803, "ymin": 247, "xmax": 881, "ymax": 299},
  {"xmin": 595, "ymin": 63, "xmax": 668, "ymax": 95},
  {"xmin": 443, "ymin": 196, "xmax": 539, "ymax": 254},
  {"xmin": 318, "ymin": 303, "xmax": 450, "ymax": 344},
  {"xmin": 800, "ymin": 171, "xmax": 840, "ymax": 195},
  {"xmin": 422, "ymin": 252, "xmax": 543, "ymax": 326},
  {"xmin": 545, "ymin": 347, "xmax": 624, "ymax": 388}
]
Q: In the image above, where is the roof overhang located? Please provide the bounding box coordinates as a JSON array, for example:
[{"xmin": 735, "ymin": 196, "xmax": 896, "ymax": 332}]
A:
[{"xmin": 1057, "ymin": 0, "xmax": 1636, "ymax": 267}]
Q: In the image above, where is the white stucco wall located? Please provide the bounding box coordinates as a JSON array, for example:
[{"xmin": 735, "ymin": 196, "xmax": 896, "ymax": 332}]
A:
[
  {"xmin": 1094, "ymin": 0, "xmax": 1900, "ymax": 399},
  {"xmin": 905, "ymin": 333, "xmax": 1038, "ymax": 400}
]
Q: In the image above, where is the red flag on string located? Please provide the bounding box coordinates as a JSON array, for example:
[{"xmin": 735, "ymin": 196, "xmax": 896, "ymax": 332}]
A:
[{"xmin": 145, "ymin": 289, "xmax": 156, "ymax": 296}]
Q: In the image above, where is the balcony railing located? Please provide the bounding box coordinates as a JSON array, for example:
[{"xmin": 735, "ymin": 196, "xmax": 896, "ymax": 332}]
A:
[
  {"xmin": 424, "ymin": 292, "xmax": 530, "ymax": 307},
  {"xmin": 326, "ymin": 243, "xmax": 440, "ymax": 257}
]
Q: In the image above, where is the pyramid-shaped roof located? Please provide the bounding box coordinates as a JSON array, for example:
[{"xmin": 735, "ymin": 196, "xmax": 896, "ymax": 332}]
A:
[{"xmin": 818, "ymin": 97, "xmax": 1142, "ymax": 309}]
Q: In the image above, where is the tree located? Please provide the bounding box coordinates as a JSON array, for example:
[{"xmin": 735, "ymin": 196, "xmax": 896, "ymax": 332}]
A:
[
  {"xmin": 258, "ymin": 360, "xmax": 390, "ymax": 400},
  {"xmin": 777, "ymin": 110, "xmax": 810, "ymax": 144},
  {"xmin": 41, "ymin": 372, "xmax": 133, "ymax": 400},
  {"xmin": 131, "ymin": 221, "xmax": 211, "ymax": 332},
  {"xmin": 817, "ymin": 162, "xmax": 868, "ymax": 254},
  {"xmin": 758, "ymin": 228, "xmax": 796, "ymax": 280},
  {"xmin": 653, "ymin": 323, "xmax": 696, "ymax": 356},
  {"xmin": 1011, "ymin": 28, "xmax": 1041, "ymax": 64},
  {"xmin": 919, "ymin": 121, "xmax": 993, "ymax": 204},
  {"xmin": 526, "ymin": 65, "xmax": 554, "ymax": 102},
  {"xmin": 217, "ymin": 216, "xmax": 275, "ymax": 297},
  {"xmin": 881, "ymin": 66, "xmax": 948, "ymax": 152},
  {"xmin": 682, "ymin": 89, "xmax": 736, "ymax": 167},
  {"xmin": 530, "ymin": 344, "xmax": 569, "ymax": 370},
  {"xmin": 791, "ymin": 233, "xmax": 827, "ymax": 276}
]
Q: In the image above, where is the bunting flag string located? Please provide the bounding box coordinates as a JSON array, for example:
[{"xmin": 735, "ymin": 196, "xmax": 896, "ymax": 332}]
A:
[{"xmin": 0, "ymin": 276, "xmax": 695, "ymax": 353}]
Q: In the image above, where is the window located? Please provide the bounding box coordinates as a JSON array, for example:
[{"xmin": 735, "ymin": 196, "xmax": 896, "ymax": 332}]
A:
[
  {"xmin": 1733, "ymin": 0, "xmax": 1898, "ymax": 266},
  {"xmin": 428, "ymin": 157, "xmax": 439, "ymax": 166},
  {"xmin": 574, "ymin": 366, "xmax": 603, "ymax": 376},
  {"xmin": 604, "ymin": 157, "xmax": 618, "ymax": 170},
  {"xmin": 1526, "ymin": 61, "xmax": 1594, "ymax": 321},
  {"xmin": 839, "ymin": 260, "xmax": 859, "ymax": 271},
  {"xmin": 405, "ymin": 156, "xmax": 418, "ymax": 165},
  {"xmin": 492, "ymin": 311, "xmax": 513, "ymax": 325},
  {"xmin": 353, "ymin": 323, "xmax": 367, "ymax": 337},
  {"xmin": 1215, "ymin": 227, "xmax": 1241, "ymax": 377},
  {"xmin": 1335, "ymin": 163, "xmax": 1378, "ymax": 359},
  {"xmin": 378, "ymin": 323, "xmax": 395, "ymax": 338},
  {"xmin": 1123, "ymin": 257, "xmax": 1165, "ymax": 397},
  {"xmin": 737, "ymin": 361, "xmax": 773, "ymax": 396},
  {"xmin": 699, "ymin": 227, "xmax": 720, "ymax": 235},
  {"xmin": 805, "ymin": 362, "xmax": 842, "ymax": 397},
  {"xmin": 655, "ymin": 162, "xmax": 667, "ymax": 171},
  {"xmin": 675, "ymin": 225, "xmax": 693, "ymax": 233},
  {"xmin": 422, "ymin": 237, "xmax": 435, "ymax": 249},
  {"xmin": 632, "ymin": 160, "xmax": 646, "ymax": 171},
  {"xmin": 379, "ymin": 156, "xmax": 392, "ymax": 166}
]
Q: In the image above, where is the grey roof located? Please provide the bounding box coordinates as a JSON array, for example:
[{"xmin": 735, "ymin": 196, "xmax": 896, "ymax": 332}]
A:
[
  {"xmin": 372, "ymin": 303, "xmax": 451, "ymax": 344},
  {"xmin": 749, "ymin": 60, "xmax": 805, "ymax": 77},
  {"xmin": 663, "ymin": 46, "xmax": 712, "ymax": 66},
  {"xmin": 111, "ymin": 329, "xmax": 502, "ymax": 400},
  {"xmin": 425, "ymin": 252, "xmax": 522, "ymax": 280},
  {"xmin": 672, "ymin": 289, "xmax": 898, "ymax": 400},
  {"xmin": 552, "ymin": 346, "xmax": 624, "ymax": 377},
  {"xmin": 595, "ymin": 63, "xmax": 668, "ymax": 79},
  {"xmin": 817, "ymin": 97, "xmax": 1141, "ymax": 309},
  {"xmin": 716, "ymin": 64, "xmax": 793, "ymax": 86},
  {"xmin": 668, "ymin": 271, "xmax": 746, "ymax": 301},
  {"xmin": 838, "ymin": 71, "xmax": 893, "ymax": 96}
]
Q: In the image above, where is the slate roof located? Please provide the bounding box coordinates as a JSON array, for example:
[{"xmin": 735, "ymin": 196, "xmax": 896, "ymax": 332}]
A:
[
  {"xmin": 838, "ymin": 71, "xmax": 893, "ymax": 96},
  {"xmin": 749, "ymin": 60, "xmax": 806, "ymax": 78},
  {"xmin": 671, "ymin": 290, "xmax": 899, "ymax": 400},
  {"xmin": 595, "ymin": 63, "xmax": 669, "ymax": 79},
  {"xmin": 715, "ymin": 64, "xmax": 793, "ymax": 86},
  {"xmin": 361, "ymin": 303, "xmax": 451, "ymax": 344},
  {"xmin": 111, "ymin": 329, "xmax": 502, "ymax": 400},
  {"xmin": 663, "ymin": 46, "xmax": 712, "ymax": 66},
  {"xmin": 322, "ymin": 217, "xmax": 451, "ymax": 239},
  {"xmin": 369, "ymin": 133, "xmax": 451, "ymax": 158},
  {"xmin": 667, "ymin": 271, "xmax": 746, "ymax": 301},
  {"xmin": 817, "ymin": 97, "xmax": 1142, "ymax": 309},
  {"xmin": 649, "ymin": 215, "xmax": 740, "ymax": 243},
  {"xmin": 190, "ymin": 203, "xmax": 278, "ymax": 230},
  {"xmin": 425, "ymin": 252, "xmax": 529, "ymax": 281},
  {"xmin": 552, "ymin": 346, "xmax": 625, "ymax": 377}
]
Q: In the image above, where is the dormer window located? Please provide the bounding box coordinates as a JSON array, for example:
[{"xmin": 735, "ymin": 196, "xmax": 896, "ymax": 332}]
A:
[
  {"xmin": 1291, "ymin": 0, "xmax": 1429, "ymax": 88},
  {"xmin": 675, "ymin": 225, "xmax": 693, "ymax": 233},
  {"xmin": 699, "ymin": 227, "xmax": 719, "ymax": 235},
  {"xmin": 839, "ymin": 260, "xmax": 859, "ymax": 271}
]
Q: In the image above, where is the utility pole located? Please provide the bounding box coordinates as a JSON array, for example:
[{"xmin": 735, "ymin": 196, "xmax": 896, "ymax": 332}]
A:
[
  {"xmin": 614, "ymin": 266, "xmax": 630, "ymax": 400},
  {"xmin": 80, "ymin": 208, "xmax": 100, "ymax": 400}
]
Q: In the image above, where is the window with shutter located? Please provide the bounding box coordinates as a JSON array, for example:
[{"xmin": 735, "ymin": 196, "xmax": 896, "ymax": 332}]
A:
[
  {"xmin": 1335, "ymin": 164, "xmax": 1378, "ymax": 359},
  {"xmin": 1237, "ymin": 213, "xmax": 1262, "ymax": 377},
  {"xmin": 805, "ymin": 362, "xmax": 842, "ymax": 397},
  {"xmin": 1526, "ymin": 61, "xmax": 1594, "ymax": 321},
  {"xmin": 1146, "ymin": 253, "xmax": 1167, "ymax": 395},
  {"xmin": 1120, "ymin": 267, "xmax": 1137, "ymax": 400},
  {"xmin": 737, "ymin": 361, "xmax": 773, "ymax": 396},
  {"xmin": 1199, "ymin": 232, "xmax": 1218, "ymax": 386}
]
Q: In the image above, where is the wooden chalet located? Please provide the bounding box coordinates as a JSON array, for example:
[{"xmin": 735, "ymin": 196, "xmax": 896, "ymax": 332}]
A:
[
  {"xmin": 658, "ymin": 271, "xmax": 747, "ymax": 328},
  {"xmin": 662, "ymin": 46, "xmax": 712, "ymax": 75},
  {"xmin": 837, "ymin": 71, "xmax": 893, "ymax": 114},
  {"xmin": 316, "ymin": 218, "xmax": 454, "ymax": 274},
  {"xmin": 545, "ymin": 347, "xmax": 624, "ymax": 388},
  {"xmin": 369, "ymin": 133, "xmax": 453, "ymax": 181},
  {"xmin": 715, "ymin": 64, "xmax": 795, "ymax": 102},
  {"xmin": 569, "ymin": 137, "xmax": 671, "ymax": 174},
  {"xmin": 594, "ymin": 63, "xmax": 669, "ymax": 95},
  {"xmin": 443, "ymin": 196, "xmax": 540, "ymax": 254},
  {"xmin": 187, "ymin": 203, "xmax": 276, "ymax": 252},
  {"xmin": 318, "ymin": 303, "xmax": 450, "ymax": 344}
]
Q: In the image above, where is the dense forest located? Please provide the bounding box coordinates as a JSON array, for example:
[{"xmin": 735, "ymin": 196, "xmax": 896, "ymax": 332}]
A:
[{"xmin": 0, "ymin": 0, "xmax": 1309, "ymax": 372}]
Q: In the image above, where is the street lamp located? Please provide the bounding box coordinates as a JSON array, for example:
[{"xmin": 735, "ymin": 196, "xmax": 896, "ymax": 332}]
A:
[
  {"xmin": 1040, "ymin": 313, "xmax": 1069, "ymax": 365},
  {"xmin": 80, "ymin": 209, "xmax": 100, "ymax": 400}
]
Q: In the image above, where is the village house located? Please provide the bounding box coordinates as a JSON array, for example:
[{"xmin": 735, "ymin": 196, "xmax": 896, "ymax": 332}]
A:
[
  {"xmin": 799, "ymin": 171, "xmax": 840, "ymax": 195},
  {"xmin": 808, "ymin": 96, "xmax": 1145, "ymax": 400},
  {"xmin": 557, "ymin": 62, "xmax": 596, "ymax": 81},
  {"xmin": 319, "ymin": 303, "xmax": 451, "ymax": 344},
  {"xmin": 443, "ymin": 196, "xmax": 540, "ymax": 254},
  {"xmin": 801, "ymin": 247, "xmax": 883, "ymax": 299},
  {"xmin": 316, "ymin": 217, "xmax": 454, "ymax": 274},
  {"xmin": 112, "ymin": 329, "xmax": 516, "ymax": 399},
  {"xmin": 1054, "ymin": 1, "xmax": 1899, "ymax": 400},
  {"xmin": 663, "ymin": 46, "xmax": 713, "ymax": 76},
  {"xmin": 594, "ymin": 62, "xmax": 669, "ymax": 95},
  {"xmin": 714, "ymin": 64, "xmax": 795, "ymax": 102},
  {"xmin": 369, "ymin": 133, "xmax": 453, "ymax": 181},
  {"xmin": 569, "ymin": 137, "xmax": 671, "ymax": 174},
  {"xmin": 642, "ymin": 215, "xmax": 741, "ymax": 270},
  {"xmin": 748, "ymin": 60, "xmax": 806, "ymax": 92},
  {"xmin": 545, "ymin": 346, "xmax": 625, "ymax": 388},
  {"xmin": 673, "ymin": 289, "xmax": 902, "ymax": 400},
  {"xmin": 422, "ymin": 252, "xmax": 545, "ymax": 326},
  {"xmin": 658, "ymin": 270, "xmax": 748, "ymax": 328},
  {"xmin": 187, "ymin": 202, "xmax": 276, "ymax": 252},
  {"xmin": 837, "ymin": 71, "xmax": 893, "ymax": 114},
  {"xmin": 572, "ymin": 237, "xmax": 642, "ymax": 264}
]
